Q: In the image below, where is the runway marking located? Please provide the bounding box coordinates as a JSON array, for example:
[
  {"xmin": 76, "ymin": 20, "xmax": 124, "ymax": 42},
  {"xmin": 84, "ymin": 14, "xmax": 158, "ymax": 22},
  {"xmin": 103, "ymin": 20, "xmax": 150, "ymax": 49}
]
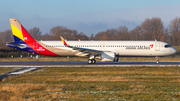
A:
[
  {"xmin": 9, "ymin": 67, "xmax": 37, "ymax": 75},
  {"xmin": 0, "ymin": 67, "xmax": 42, "ymax": 81}
]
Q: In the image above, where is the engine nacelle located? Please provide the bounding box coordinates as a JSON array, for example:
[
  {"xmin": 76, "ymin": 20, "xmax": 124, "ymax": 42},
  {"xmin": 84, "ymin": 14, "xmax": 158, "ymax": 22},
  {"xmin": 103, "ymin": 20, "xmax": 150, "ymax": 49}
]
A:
[{"xmin": 100, "ymin": 52, "xmax": 118, "ymax": 62}]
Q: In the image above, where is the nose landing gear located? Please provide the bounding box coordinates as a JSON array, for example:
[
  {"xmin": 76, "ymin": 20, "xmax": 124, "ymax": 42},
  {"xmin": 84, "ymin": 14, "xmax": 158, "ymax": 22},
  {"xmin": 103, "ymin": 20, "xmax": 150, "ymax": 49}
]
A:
[{"xmin": 156, "ymin": 56, "xmax": 159, "ymax": 64}]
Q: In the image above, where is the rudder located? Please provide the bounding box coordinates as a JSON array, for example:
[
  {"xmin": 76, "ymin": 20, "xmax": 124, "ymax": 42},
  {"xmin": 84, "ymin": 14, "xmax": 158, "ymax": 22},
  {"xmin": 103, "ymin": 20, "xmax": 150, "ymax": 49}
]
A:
[
  {"xmin": 9, "ymin": 18, "xmax": 35, "ymax": 43},
  {"xmin": 9, "ymin": 18, "xmax": 25, "ymax": 42}
]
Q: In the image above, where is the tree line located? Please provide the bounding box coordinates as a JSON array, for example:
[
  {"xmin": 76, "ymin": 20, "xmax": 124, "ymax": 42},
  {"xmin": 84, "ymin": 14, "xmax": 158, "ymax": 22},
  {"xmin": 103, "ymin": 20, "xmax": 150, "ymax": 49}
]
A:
[{"xmin": 1, "ymin": 17, "xmax": 180, "ymax": 49}]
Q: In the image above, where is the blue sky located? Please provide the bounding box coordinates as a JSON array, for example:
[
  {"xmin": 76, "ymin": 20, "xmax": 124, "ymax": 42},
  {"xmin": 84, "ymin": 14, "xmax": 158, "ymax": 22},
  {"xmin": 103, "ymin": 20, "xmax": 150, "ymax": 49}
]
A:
[{"xmin": 1, "ymin": 0, "xmax": 180, "ymax": 36}]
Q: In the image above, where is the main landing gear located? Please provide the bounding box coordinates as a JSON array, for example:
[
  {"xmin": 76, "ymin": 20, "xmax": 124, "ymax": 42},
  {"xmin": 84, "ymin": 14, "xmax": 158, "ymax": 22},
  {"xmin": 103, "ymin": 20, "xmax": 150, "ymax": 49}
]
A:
[
  {"xmin": 88, "ymin": 59, "xmax": 96, "ymax": 64},
  {"xmin": 88, "ymin": 55, "xmax": 96, "ymax": 64},
  {"xmin": 156, "ymin": 56, "xmax": 159, "ymax": 64}
]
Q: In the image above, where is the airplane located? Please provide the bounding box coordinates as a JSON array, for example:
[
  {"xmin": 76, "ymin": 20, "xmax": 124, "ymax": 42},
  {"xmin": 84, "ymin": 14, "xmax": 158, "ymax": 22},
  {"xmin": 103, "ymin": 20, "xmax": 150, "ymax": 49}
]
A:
[{"xmin": 6, "ymin": 18, "xmax": 177, "ymax": 64}]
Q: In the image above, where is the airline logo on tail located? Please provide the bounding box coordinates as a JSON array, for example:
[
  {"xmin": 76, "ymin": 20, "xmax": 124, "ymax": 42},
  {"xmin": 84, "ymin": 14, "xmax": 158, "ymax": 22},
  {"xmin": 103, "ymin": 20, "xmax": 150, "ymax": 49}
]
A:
[{"xmin": 8, "ymin": 18, "xmax": 60, "ymax": 56}]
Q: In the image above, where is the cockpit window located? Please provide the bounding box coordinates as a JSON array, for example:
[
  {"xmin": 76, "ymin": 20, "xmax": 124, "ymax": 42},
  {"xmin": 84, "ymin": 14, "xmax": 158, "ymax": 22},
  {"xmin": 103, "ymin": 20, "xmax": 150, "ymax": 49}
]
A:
[{"xmin": 164, "ymin": 44, "xmax": 172, "ymax": 48}]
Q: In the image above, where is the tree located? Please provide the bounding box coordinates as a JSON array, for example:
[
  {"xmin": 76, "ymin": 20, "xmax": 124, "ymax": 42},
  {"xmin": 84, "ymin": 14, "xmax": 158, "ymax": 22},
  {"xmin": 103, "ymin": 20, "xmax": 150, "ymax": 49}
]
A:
[
  {"xmin": 164, "ymin": 28, "xmax": 171, "ymax": 44},
  {"xmin": 76, "ymin": 32, "xmax": 89, "ymax": 40},
  {"xmin": 116, "ymin": 26, "xmax": 129, "ymax": 40},
  {"xmin": 94, "ymin": 26, "xmax": 129, "ymax": 40},
  {"xmin": 140, "ymin": 17, "xmax": 164, "ymax": 41},
  {"xmin": 129, "ymin": 26, "xmax": 141, "ymax": 40},
  {"xmin": 0, "ymin": 30, "xmax": 13, "ymax": 47},
  {"xmin": 168, "ymin": 17, "xmax": 180, "ymax": 46},
  {"xmin": 49, "ymin": 26, "xmax": 67, "ymax": 36},
  {"xmin": 49, "ymin": 26, "xmax": 89, "ymax": 40},
  {"xmin": 28, "ymin": 27, "xmax": 42, "ymax": 40},
  {"xmin": 90, "ymin": 34, "xmax": 94, "ymax": 40}
]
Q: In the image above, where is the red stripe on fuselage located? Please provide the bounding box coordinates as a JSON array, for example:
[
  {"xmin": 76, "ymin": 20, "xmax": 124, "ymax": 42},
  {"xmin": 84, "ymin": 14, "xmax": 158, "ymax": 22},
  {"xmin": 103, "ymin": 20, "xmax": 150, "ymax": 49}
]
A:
[{"xmin": 21, "ymin": 25, "xmax": 60, "ymax": 56}]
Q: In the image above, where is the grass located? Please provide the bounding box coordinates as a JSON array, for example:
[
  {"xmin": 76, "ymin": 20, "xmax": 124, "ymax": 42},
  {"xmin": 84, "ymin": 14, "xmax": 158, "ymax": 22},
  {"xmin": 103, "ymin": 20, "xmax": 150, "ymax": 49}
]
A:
[
  {"xmin": 0, "ymin": 67, "xmax": 180, "ymax": 100},
  {"xmin": 173, "ymin": 46, "xmax": 180, "ymax": 52}
]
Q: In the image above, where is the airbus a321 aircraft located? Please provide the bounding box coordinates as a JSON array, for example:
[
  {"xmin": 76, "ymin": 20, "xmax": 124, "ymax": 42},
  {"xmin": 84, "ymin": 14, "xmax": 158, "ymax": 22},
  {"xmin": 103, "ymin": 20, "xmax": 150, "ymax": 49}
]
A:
[{"xmin": 7, "ymin": 18, "xmax": 177, "ymax": 64}]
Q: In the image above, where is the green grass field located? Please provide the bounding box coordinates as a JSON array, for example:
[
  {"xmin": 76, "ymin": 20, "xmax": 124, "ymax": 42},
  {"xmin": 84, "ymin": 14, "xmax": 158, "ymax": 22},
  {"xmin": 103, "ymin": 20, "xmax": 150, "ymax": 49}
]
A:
[{"xmin": 0, "ymin": 67, "xmax": 180, "ymax": 100}]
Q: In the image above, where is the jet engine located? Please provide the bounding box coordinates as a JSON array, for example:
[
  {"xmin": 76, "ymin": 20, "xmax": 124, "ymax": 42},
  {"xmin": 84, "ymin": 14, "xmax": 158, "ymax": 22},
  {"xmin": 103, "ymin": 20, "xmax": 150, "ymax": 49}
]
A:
[{"xmin": 100, "ymin": 52, "xmax": 119, "ymax": 62}]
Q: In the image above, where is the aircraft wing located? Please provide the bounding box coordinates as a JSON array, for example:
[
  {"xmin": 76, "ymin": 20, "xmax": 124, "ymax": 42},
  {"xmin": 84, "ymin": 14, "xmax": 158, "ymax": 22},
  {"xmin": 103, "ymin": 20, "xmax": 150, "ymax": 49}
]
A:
[{"xmin": 60, "ymin": 36, "xmax": 103, "ymax": 56}]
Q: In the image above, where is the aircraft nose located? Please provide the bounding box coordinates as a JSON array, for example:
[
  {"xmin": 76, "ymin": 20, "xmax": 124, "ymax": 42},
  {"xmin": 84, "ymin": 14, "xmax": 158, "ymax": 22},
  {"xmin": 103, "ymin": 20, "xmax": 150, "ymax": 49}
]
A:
[{"xmin": 172, "ymin": 48, "xmax": 178, "ymax": 54}]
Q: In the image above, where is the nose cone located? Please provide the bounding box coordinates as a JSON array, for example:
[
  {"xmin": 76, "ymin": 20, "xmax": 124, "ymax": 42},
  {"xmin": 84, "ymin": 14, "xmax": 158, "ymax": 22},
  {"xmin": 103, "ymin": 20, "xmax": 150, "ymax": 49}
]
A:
[{"xmin": 172, "ymin": 47, "xmax": 178, "ymax": 55}]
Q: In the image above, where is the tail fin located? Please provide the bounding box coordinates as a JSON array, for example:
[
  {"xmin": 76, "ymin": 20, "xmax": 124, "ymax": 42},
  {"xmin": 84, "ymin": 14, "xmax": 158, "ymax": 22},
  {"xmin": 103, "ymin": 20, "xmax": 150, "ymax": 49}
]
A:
[
  {"xmin": 8, "ymin": 18, "xmax": 59, "ymax": 56},
  {"xmin": 9, "ymin": 18, "xmax": 35, "ymax": 43}
]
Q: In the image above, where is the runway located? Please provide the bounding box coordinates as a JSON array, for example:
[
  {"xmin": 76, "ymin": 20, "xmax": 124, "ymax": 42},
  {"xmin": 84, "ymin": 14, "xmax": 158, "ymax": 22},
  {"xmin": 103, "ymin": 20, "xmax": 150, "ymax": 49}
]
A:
[
  {"xmin": 0, "ymin": 61, "xmax": 180, "ymax": 81},
  {"xmin": 0, "ymin": 61, "xmax": 180, "ymax": 67}
]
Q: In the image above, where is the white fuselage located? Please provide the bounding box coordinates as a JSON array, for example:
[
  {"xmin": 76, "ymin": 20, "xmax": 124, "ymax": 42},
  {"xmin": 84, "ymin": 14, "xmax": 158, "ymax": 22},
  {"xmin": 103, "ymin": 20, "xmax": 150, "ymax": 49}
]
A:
[{"xmin": 38, "ymin": 40, "xmax": 177, "ymax": 57}]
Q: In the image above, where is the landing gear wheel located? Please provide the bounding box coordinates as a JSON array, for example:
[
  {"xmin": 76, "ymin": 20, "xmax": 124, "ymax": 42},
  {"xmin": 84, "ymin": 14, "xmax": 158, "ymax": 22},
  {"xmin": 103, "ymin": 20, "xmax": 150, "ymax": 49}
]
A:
[
  {"xmin": 87, "ymin": 59, "xmax": 96, "ymax": 64},
  {"xmin": 156, "ymin": 56, "xmax": 159, "ymax": 64},
  {"xmin": 92, "ymin": 59, "xmax": 96, "ymax": 64},
  {"xmin": 156, "ymin": 60, "xmax": 159, "ymax": 64},
  {"xmin": 88, "ymin": 59, "xmax": 92, "ymax": 64}
]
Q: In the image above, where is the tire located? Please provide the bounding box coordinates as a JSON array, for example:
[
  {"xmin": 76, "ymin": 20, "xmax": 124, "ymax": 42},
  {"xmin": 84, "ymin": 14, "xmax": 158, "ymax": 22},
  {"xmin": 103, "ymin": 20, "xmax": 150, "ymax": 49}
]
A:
[
  {"xmin": 92, "ymin": 59, "xmax": 96, "ymax": 64},
  {"xmin": 88, "ymin": 59, "xmax": 92, "ymax": 64},
  {"xmin": 87, "ymin": 59, "xmax": 96, "ymax": 64},
  {"xmin": 156, "ymin": 60, "xmax": 159, "ymax": 64}
]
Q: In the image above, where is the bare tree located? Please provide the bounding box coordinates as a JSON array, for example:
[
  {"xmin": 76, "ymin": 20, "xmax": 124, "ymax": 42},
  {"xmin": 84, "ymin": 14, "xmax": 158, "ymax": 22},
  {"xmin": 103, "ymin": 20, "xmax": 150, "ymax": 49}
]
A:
[
  {"xmin": 49, "ymin": 26, "xmax": 89, "ymax": 40},
  {"xmin": 0, "ymin": 30, "xmax": 13, "ymax": 47},
  {"xmin": 90, "ymin": 34, "xmax": 94, "ymax": 40},
  {"xmin": 116, "ymin": 26, "xmax": 129, "ymax": 40},
  {"xmin": 129, "ymin": 26, "xmax": 141, "ymax": 40},
  {"xmin": 140, "ymin": 17, "xmax": 164, "ymax": 41},
  {"xmin": 28, "ymin": 27, "xmax": 42, "ymax": 40},
  {"xmin": 94, "ymin": 26, "xmax": 129, "ymax": 40},
  {"xmin": 164, "ymin": 28, "xmax": 171, "ymax": 44},
  {"xmin": 49, "ymin": 26, "xmax": 67, "ymax": 36},
  {"xmin": 168, "ymin": 17, "xmax": 180, "ymax": 46}
]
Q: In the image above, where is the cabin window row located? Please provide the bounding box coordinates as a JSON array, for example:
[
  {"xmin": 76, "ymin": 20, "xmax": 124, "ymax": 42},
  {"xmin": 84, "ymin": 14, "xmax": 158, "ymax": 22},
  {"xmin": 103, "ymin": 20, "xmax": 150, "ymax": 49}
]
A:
[
  {"xmin": 46, "ymin": 45, "xmax": 65, "ymax": 47},
  {"xmin": 46, "ymin": 45, "xmax": 148, "ymax": 48}
]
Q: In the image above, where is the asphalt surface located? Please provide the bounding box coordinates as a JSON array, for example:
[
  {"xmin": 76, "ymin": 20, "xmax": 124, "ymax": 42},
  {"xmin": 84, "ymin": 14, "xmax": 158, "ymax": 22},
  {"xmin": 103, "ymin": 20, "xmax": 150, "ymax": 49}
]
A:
[
  {"xmin": 0, "ymin": 61, "xmax": 180, "ymax": 67},
  {"xmin": 0, "ymin": 61, "xmax": 180, "ymax": 81},
  {"xmin": 0, "ymin": 67, "xmax": 42, "ymax": 81}
]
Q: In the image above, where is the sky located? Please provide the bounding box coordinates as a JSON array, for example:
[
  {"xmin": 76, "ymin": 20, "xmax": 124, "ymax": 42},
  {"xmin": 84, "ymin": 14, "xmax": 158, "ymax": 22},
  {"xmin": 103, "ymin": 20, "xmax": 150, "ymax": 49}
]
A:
[{"xmin": 1, "ymin": 0, "xmax": 180, "ymax": 36}]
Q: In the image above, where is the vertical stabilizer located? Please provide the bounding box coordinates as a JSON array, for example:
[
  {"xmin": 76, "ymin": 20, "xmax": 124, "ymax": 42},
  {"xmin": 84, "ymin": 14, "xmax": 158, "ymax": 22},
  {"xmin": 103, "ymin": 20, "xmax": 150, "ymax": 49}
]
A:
[
  {"xmin": 8, "ymin": 18, "xmax": 60, "ymax": 56},
  {"xmin": 9, "ymin": 18, "xmax": 35, "ymax": 43}
]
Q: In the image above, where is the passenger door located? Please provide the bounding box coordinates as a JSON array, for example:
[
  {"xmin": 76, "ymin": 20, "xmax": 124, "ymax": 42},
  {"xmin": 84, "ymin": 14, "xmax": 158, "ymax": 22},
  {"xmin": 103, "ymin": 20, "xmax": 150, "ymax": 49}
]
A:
[{"xmin": 155, "ymin": 42, "xmax": 160, "ymax": 51}]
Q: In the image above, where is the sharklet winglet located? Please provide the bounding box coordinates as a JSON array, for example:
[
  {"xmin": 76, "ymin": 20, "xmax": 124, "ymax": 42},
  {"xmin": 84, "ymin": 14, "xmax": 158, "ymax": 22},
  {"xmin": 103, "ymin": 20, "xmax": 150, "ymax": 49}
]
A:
[{"xmin": 60, "ymin": 36, "xmax": 68, "ymax": 46}]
